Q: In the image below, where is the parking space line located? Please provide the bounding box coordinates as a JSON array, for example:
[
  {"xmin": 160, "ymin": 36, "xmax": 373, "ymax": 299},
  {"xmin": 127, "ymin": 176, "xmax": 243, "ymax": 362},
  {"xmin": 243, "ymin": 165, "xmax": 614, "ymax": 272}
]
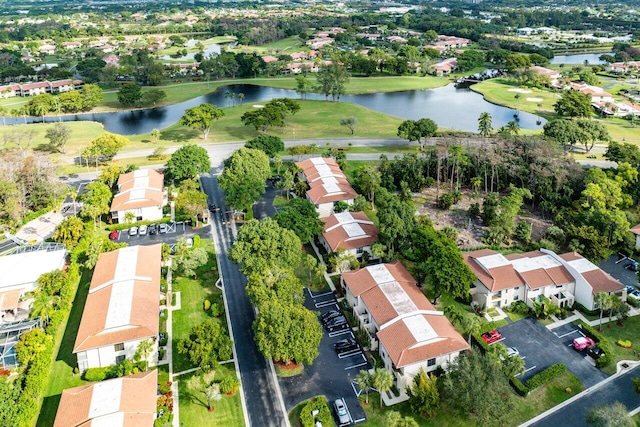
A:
[
  {"xmin": 345, "ymin": 361, "xmax": 368, "ymax": 370},
  {"xmin": 556, "ymin": 329, "xmax": 580, "ymax": 338},
  {"xmin": 338, "ymin": 350, "xmax": 362, "ymax": 359},
  {"xmin": 316, "ymin": 301, "xmax": 338, "ymax": 309},
  {"xmin": 519, "ymin": 365, "xmax": 537, "ymax": 376},
  {"xmin": 312, "ymin": 290, "xmax": 334, "ymax": 298},
  {"xmin": 328, "ymin": 329, "xmax": 351, "ymax": 338}
]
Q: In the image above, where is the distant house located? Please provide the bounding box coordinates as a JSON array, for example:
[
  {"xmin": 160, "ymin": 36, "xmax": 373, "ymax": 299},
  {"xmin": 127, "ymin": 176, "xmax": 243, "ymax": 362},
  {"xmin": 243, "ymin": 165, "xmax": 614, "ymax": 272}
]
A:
[
  {"xmin": 356, "ymin": 33, "xmax": 381, "ymax": 41},
  {"xmin": 38, "ymin": 44, "xmax": 56, "ymax": 55},
  {"xmin": 53, "ymin": 370, "xmax": 157, "ymax": 427},
  {"xmin": 386, "ymin": 36, "xmax": 407, "ymax": 44},
  {"xmin": 110, "ymin": 169, "xmax": 166, "ymax": 224},
  {"xmin": 50, "ymin": 79, "xmax": 77, "ymax": 93},
  {"xmin": 342, "ymin": 262, "xmax": 468, "ymax": 403},
  {"xmin": 19, "ymin": 81, "xmax": 50, "ymax": 96},
  {"xmin": 432, "ymin": 58, "xmax": 457, "ymax": 76},
  {"xmin": 529, "ymin": 65, "xmax": 561, "ymax": 86},
  {"xmin": 0, "ymin": 242, "xmax": 66, "ymax": 323},
  {"xmin": 632, "ymin": 224, "xmax": 640, "ymax": 249},
  {"xmin": 434, "ymin": 35, "xmax": 470, "ymax": 49},
  {"xmin": 295, "ymin": 157, "xmax": 358, "ymax": 218},
  {"xmin": 463, "ymin": 248, "xmax": 625, "ymax": 311},
  {"xmin": 262, "ymin": 55, "xmax": 278, "ymax": 63},
  {"xmin": 62, "ymin": 41, "xmax": 82, "ymax": 49},
  {"xmin": 74, "ymin": 244, "xmax": 161, "ymax": 371},
  {"xmin": 306, "ymin": 37, "xmax": 334, "ymax": 49},
  {"xmin": 319, "ymin": 211, "xmax": 378, "ymax": 259},
  {"xmin": 102, "ymin": 54, "xmax": 120, "ymax": 67},
  {"xmin": 607, "ymin": 61, "xmax": 640, "ymax": 74},
  {"xmin": 0, "ymin": 84, "xmax": 20, "ymax": 98}
]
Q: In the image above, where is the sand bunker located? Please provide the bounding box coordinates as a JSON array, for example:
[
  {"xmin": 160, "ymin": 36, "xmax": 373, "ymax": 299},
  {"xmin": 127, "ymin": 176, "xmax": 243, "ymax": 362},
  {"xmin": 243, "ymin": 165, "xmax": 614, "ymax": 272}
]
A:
[
  {"xmin": 526, "ymin": 97, "xmax": 544, "ymax": 102},
  {"xmin": 508, "ymin": 88, "xmax": 532, "ymax": 93}
]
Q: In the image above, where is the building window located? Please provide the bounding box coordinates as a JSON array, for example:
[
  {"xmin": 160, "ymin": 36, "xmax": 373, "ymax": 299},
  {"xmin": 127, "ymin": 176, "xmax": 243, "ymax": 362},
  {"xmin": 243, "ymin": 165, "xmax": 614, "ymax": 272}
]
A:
[
  {"xmin": 427, "ymin": 358, "xmax": 436, "ymax": 367},
  {"xmin": 514, "ymin": 294, "xmax": 519, "ymax": 301},
  {"xmin": 114, "ymin": 343, "xmax": 125, "ymax": 352},
  {"xmin": 356, "ymin": 247, "xmax": 364, "ymax": 254},
  {"xmin": 115, "ymin": 355, "xmax": 126, "ymax": 364}
]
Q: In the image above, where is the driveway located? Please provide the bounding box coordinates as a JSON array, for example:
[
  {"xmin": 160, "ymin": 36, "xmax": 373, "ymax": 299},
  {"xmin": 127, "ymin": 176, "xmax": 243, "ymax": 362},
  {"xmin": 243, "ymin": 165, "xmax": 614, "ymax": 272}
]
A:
[
  {"xmin": 600, "ymin": 254, "xmax": 639, "ymax": 288},
  {"xmin": 278, "ymin": 289, "xmax": 369, "ymax": 424},
  {"xmin": 497, "ymin": 318, "xmax": 607, "ymax": 388},
  {"xmin": 110, "ymin": 221, "xmax": 209, "ymax": 247}
]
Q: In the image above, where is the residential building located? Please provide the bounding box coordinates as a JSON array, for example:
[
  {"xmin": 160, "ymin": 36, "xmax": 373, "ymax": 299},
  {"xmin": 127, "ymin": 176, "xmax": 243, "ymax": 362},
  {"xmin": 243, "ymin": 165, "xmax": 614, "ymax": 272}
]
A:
[
  {"xmin": 432, "ymin": 58, "xmax": 457, "ymax": 76},
  {"xmin": 0, "ymin": 242, "xmax": 66, "ymax": 323},
  {"xmin": 110, "ymin": 169, "xmax": 166, "ymax": 224},
  {"xmin": 434, "ymin": 35, "xmax": 471, "ymax": 49},
  {"xmin": 607, "ymin": 61, "xmax": 640, "ymax": 74},
  {"xmin": 319, "ymin": 211, "xmax": 378, "ymax": 259},
  {"xmin": 73, "ymin": 244, "xmax": 161, "ymax": 371},
  {"xmin": 295, "ymin": 157, "xmax": 358, "ymax": 218},
  {"xmin": 0, "ymin": 79, "xmax": 85, "ymax": 98},
  {"xmin": 463, "ymin": 248, "xmax": 625, "ymax": 311},
  {"xmin": 0, "ymin": 84, "xmax": 20, "ymax": 98},
  {"xmin": 103, "ymin": 54, "xmax": 120, "ymax": 67},
  {"xmin": 53, "ymin": 370, "xmax": 158, "ymax": 427},
  {"xmin": 631, "ymin": 223, "xmax": 640, "ymax": 249},
  {"xmin": 342, "ymin": 262, "xmax": 468, "ymax": 402},
  {"xmin": 529, "ymin": 66, "xmax": 561, "ymax": 86}
]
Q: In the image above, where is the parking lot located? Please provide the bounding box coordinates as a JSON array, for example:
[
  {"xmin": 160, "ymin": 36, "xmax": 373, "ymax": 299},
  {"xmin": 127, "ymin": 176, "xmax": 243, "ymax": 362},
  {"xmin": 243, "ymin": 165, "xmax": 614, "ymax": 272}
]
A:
[
  {"xmin": 277, "ymin": 289, "xmax": 370, "ymax": 425},
  {"xmin": 600, "ymin": 254, "xmax": 639, "ymax": 289},
  {"xmin": 495, "ymin": 317, "xmax": 607, "ymax": 388},
  {"xmin": 110, "ymin": 221, "xmax": 210, "ymax": 247}
]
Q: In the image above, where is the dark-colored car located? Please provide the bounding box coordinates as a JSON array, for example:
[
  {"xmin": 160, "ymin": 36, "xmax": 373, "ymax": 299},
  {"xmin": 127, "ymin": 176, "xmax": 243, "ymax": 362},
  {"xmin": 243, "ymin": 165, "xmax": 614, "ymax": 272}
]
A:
[
  {"xmin": 334, "ymin": 338, "xmax": 358, "ymax": 354},
  {"xmin": 321, "ymin": 310, "xmax": 343, "ymax": 324},
  {"xmin": 209, "ymin": 203, "xmax": 219, "ymax": 211},
  {"xmin": 588, "ymin": 346, "xmax": 605, "ymax": 359},
  {"xmin": 109, "ymin": 230, "xmax": 119, "ymax": 240},
  {"xmin": 325, "ymin": 316, "xmax": 348, "ymax": 331},
  {"xmin": 481, "ymin": 330, "xmax": 503, "ymax": 344},
  {"xmin": 148, "ymin": 224, "xmax": 157, "ymax": 235}
]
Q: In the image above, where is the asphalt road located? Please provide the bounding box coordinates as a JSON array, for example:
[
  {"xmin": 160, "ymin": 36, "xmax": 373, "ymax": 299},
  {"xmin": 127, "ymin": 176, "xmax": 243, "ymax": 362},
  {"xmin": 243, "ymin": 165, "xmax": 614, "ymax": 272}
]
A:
[
  {"xmin": 200, "ymin": 173, "xmax": 287, "ymax": 427},
  {"xmin": 527, "ymin": 364, "xmax": 640, "ymax": 427}
]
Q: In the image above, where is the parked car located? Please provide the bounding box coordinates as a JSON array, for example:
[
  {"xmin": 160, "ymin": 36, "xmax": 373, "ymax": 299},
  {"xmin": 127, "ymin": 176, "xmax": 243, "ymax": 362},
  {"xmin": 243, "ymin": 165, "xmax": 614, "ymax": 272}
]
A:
[
  {"xmin": 333, "ymin": 398, "xmax": 350, "ymax": 425},
  {"xmin": 334, "ymin": 338, "xmax": 358, "ymax": 354},
  {"xmin": 626, "ymin": 261, "xmax": 639, "ymax": 272},
  {"xmin": 572, "ymin": 336, "xmax": 595, "ymax": 351},
  {"xmin": 587, "ymin": 346, "xmax": 605, "ymax": 359},
  {"xmin": 628, "ymin": 290, "xmax": 640, "ymax": 301},
  {"xmin": 626, "ymin": 285, "xmax": 636, "ymax": 294},
  {"xmin": 321, "ymin": 310, "xmax": 343, "ymax": 324},
  {"xmin": 209, "ymin": 203, "xmax": 219, "ymax": 211},
  {"xmin": 139, "ymin": 224, "xmax": 148, "ymax": 235},
  {"xmin": 158, "ymin": 223, "xmax": 168, "ymax": 234},
  {"xmin": 325, "ymin": 317, "xmax": 348, "ymax": 331},
  {"xmin": 148, "ymin": 224, "xmax": 157, "ymax": 235},
  {"xmin": 109, "ymin": 230, "xmax": 119, "ymax": 240},
  {"xmin": 128, "ymin": 226, "xmax": 138, "ymax": 237},
  {"xmin": 481, "ymin": 330, "xmax": 503, "ymax": 344}
]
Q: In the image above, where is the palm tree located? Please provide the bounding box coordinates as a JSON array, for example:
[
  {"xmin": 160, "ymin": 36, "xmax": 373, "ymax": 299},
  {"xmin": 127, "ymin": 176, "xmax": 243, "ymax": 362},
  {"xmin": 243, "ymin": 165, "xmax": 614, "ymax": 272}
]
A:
[
  {"xmin": 30, "ymin": 292, "xmax": 59, "ymax": 324},
  {"xmin": 237, "ymin": 93, "xmax": 245, "ymax": 104},
  {"xmin": 372, "ymin": 368, "xmax": 394, "ymax": 408},
  {"xmin": 477, "ymin": 112, "xmax": 493, "ymax": 138},
  {"xmin": 443, "ymin": 305, "xmax": 463, "ymax": 325},
  {"xmin": 594, "ymin": 292, "xmax": 608, "ymax": 331},
  {"xmin": 0, "ymin": 107, "xmax": 5, "ymax": 126},
  {"xmin": 505, "ymin": 120, "xmax": 520, "ymax": 136},
  {"xmin": 224, "ymin": 90, "xmax": 232, "ymax": 106},
  {"xmin": 461, "ymin": 315, "xmax": 481, "ymax": 345},
  {"xmin": 356, "ymin": 370, "xmax": 372, "ymax": 404}
]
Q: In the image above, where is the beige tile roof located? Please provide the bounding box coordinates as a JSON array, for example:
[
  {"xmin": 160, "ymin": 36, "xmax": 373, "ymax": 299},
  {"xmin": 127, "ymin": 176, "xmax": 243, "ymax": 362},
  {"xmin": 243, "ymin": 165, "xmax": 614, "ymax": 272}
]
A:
[
  {"xmin": 559, "ymin": 252, "xmax": 624, "ymax": 294},
  {"xmin": 73, "ymin": 245, "xmax": 161, "ymax": 353},
  {"xmin": 53, "ymin": 370, "xmax": 157, "ymax": 427},
  {"xmin": 631, "ymin": 223, "xmax": 640, "ymax": 235},
  {"xmin": 322, "ymin": 211, "xmax": 378, "ymax": 252},
  {"xmin": 294, "ymin": 157, "xmax": 357, "ymax": 206},
  {"xmin": 0, "ymin": 289, "xmax": 21, "ymax": 311},
  {"xmin": 111, "ymin": 169, "xmax": 164, "ymax": 212}
]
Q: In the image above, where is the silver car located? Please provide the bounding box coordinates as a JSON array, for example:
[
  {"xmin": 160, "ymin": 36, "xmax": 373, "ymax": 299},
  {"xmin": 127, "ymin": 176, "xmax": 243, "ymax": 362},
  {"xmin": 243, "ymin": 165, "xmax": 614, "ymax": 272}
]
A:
[{"xmin": 333, "ymin": 398, "xmax": 350, "ymax": 425}]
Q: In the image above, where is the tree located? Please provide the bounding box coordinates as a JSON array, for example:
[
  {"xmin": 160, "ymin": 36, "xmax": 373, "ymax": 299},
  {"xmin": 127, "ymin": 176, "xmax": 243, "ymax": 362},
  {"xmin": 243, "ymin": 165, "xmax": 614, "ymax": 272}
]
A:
[
  {"xmin": 218, "ymin": 147, "xmax": 271, "ymax": 215},
  {"xmin": 45, "ymin": 123, "xmax": 71, "ymax": 153},
  {"xmin": 176, "ymin": 179, "xmax": 208, "ymax": 227},
  {"xmin": 97, "ymin": 163, "xmax": 123, "ymax": 189},
  {"xmin": 356, "ymin": 370, "xmax": 372, "ymax": 404},
  {"xmin": 316, "ymin": 63, "xmax": 350, "ymax": 101},
  {"xmin": 30, "ymin": 292, "xmax": 59, "ymax": 324},
  {"xmin": 117, "ymin": 82, "xmax": 142, "ymax": 107},
  {"xmin": 577, "ymin": 119, "xmax": 610, "ymax": 152},
  {"xmin": 151, "ymin": 128, "xmax": 161, "ymax": 143},
  {"xmin": 355, "ymin": 166, "xmax": 381, "ymax": 210},
  {"xmin": 340, "ymin": 117, "xmax": 358, "ymax": 135},
  {"xmin": 27, "ymin": 93, "xmax": 54, "ymax": 122},
  {"xmin": 80, "ymin": 181, "xmax": 112, "ymax": 226},
  {"xmin": 253, "ymin": 300, "xmax": 323, "ymax": 365},
  {"xmin": 295, "ymin": 75, "xmax": 312, "ymax": 99},
  {"xmin": 52, "ymin": 216, "xmax": 84, "ymax": 249},
  {"xmin": 245, "ymin": 135, "xmax": 284, "ymax": 158},
  {"xmin": 172, "ymin": 247, "xmax": 208, "ymax": 278},
  {"xmin": 543, "ymin": 119, "xmax": 585, "ymax": 153},
  {"xmin": 230, "ymin": 218, "xmax": 302, "ymax": 275},
  {"xmin": 478, "ymin": 112, "xmax": 493, "ymax": 138},
  {"xmin": 274, "ymin": 198, "xmax": 324, "ymax": 242},
  {"xmin": 384, "ymin": 411, "xmax": 419, "ymax": 427},
  {"xmin": 586, "ymin": 402, "xmax": 633, "ymax": 427},
  {"xmin": 179, "ymin": 103, "xmax": 225, "ymax": 140},
  {"xmin": 140, "ymin": 88, "xmax": 166, "ymax": 106},
  {"xmin": 241, "ymin": 99, "xmax": 299, "ymax": 133},
  {"xmin": 83, "ymin": 132, "xmax": 130, "ymax": 160},
  {"xmin": 555, "ymin": 90, "xmax": 593, "ymax": 118},
  {"xmin": 407, "ymin": 368, "xmax": 439, "ymax": 417},
  {"xmin": 80, "ymin": 84, "xmax": 104, "ymax": 110},
  {"xmin": 177, "ymin": 319, "xmax": 233, "ymax": 371},
  {"xmin": 397, "ymin": 118, "xmax": 437, "ymax": 151},
  {"xmin": 460, "ymin": 315, "xmax": 480, "ymax": 345},
  {"xmin": 0, "ymin": 377, "xmax": 19, "ymax": 426},
  {"xmin": 15, "ymin": 328, "xmax": 52, "ymax": 367},
  {"xmin": 245, "ymin": 266, "xmax": 304, "ymax": 309},
  {"xmin": 165, "ymin": 144, "xmax": 211, "ymax": 184},
  {"xmin": 133, "ymin": 339, "xmax": 154, "ymax": 368},
  {"xmin": 594, "ymin": 292, "xmax": 611, "ymax": 331},
  {"xmin": 187, "ymin": 370, "xmax": 221, "ymax": 412},
  {"xmin": 372, "ymin": 368, "xmax": 394, "ymax": 408},
  {"xmin": 440, "ymin": 351, "xmax": 514, "ymax": 427}
]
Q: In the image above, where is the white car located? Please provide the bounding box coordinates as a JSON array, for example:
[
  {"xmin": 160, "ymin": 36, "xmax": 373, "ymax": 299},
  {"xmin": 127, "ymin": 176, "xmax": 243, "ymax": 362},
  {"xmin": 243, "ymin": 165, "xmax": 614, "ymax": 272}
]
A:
[
  {"xmin": 333, "ymin": 398, "xmax": 350, "ymax": 425},
  {"xmin": 128, "ymin": 226, "xmax": 138, "ymax": 236},
  {"xmin": 139, "ymin": 224, "xmax": 148, "ymax": 235},
  {"xmin": 628, "ymin": 290, "xmax": 640, "ymax": 301}
]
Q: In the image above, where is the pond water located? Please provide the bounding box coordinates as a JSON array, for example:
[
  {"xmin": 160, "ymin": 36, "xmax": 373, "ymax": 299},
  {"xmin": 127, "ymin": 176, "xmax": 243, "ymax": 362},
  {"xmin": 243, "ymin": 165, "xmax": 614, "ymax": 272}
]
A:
[
  {"xmin": 5, "ymin": 83, "xmax": 545, "ymax": 134},
  {"xmin": 549, "ymin": 53, "xmax": 609, "ymax": 65},
  {"xmin": 159, "ymin": 41, "xmax": 221, "ymax": 61}
]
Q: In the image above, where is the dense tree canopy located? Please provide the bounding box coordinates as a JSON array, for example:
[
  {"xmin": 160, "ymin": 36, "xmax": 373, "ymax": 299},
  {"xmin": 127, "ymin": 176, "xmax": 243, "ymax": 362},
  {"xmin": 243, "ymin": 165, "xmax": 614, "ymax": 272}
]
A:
[
  {"xmin": 218, "ymin": 147, "xmax": 271, "ymax": 213},
  {"xmin": 244, "ymin": 135, "xmax": 284, "ymax": 158},
  {"xmin": 554, "ymin": 90, "xmax": 593, "ymax": 118},
  {"xmin": 177, "ymin": 319, "xmax": 233, "ymax": 371},
  {"xmin": 397, "ymin": 118, "xmax": 438, "ymax": 150},
  {"xmin": 164, "ymin": 144, "xmax": 211, "ymax": 184},
  {"xmin": 180, "ymin": 103, "xmax": 225, "ymax": 140},
  {"xmin": 274, "ymin": 198, "xmax": 324, "ymax": 242},
  {"xmin": 82, "ymin": 132, "xmax": 129, "ymax": 160}
]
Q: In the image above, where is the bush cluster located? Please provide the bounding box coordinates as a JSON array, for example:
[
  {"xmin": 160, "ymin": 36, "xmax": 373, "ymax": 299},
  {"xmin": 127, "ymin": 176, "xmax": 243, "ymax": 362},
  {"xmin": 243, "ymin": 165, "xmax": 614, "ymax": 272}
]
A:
[
  {"xmin": 579, "ymin": 322, "xmax": 612, "ymax": 368},
  {"xmin": 525, "ymin": 363, "xmax": 566, "ymax": 391},
  {"xmin": 83, "ymin": 360, "xmax": 148, "ymax": 382},
  {"xmin": 299, "ymin": 396, "xmax": 333, "ymax": 427},
  {"xmin": 617, "ymin": 340, "xmax": 632, "ymax": 348}
]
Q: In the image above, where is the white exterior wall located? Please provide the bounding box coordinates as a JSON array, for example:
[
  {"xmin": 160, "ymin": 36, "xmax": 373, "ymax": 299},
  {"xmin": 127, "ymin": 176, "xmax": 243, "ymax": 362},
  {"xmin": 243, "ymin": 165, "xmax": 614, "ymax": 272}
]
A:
[
  {"xmin": 114, "ymin": 205, "xmax": 163, "ymax": 223},
  {"xmin": 77, "ymin": 339, "xmax": 146, "ymax": 371},
  {"xmin": 316, "ymin": 202, "xmax": 333, "ymax": 218},
  {"xmin": 635, "ymin": 235, "xmax": 640, "ymax": 250}
]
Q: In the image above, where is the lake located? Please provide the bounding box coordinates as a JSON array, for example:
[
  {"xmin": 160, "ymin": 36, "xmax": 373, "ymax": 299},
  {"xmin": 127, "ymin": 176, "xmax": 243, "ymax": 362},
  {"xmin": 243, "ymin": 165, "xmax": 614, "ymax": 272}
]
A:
[
  {"xmin": 549, "ymin": 53, "xmax": 609, "ymax": 65},
  {"xmin": 4, "ymin": 83, "xmax": 545, "ymax": 134}
]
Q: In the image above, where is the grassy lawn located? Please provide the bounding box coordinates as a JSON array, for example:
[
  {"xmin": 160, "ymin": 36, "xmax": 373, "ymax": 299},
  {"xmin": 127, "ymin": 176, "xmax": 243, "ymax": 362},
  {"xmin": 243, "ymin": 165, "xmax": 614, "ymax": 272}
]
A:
[
  {"xmin": 176, "ymin": 363, "xmax": 245, "ymax": 427},
  {"xmin": 359, "ymin": 371, "xmax": 583, "ymax": 426},
  {"xmin": 172, "ymin": 239, "xmax": 222, "ymax": 374},
  {"xmin": 36, "ymin": 267, "xmax": 94, "ymax": 427},
  {"xmin": 594, "ymin": 315, "xmax": 640, "ymax": 375},
  {"xmin": 237, "ymin": 36, "xmax": 307, "ymax": 53}
]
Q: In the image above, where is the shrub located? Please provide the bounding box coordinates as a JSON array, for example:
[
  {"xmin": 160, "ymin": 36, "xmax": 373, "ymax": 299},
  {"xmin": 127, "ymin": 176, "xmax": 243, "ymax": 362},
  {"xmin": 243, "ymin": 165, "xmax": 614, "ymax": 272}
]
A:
[
  {"xmin": 159, "ymin": 347, "xmax": 165, "ymax": 360},
  {"xmin": 193, "ymin": 234, "xmax": 201, "ymax": 248},
  {"xmin": 617, "ymin": 340, "xmax": 632, "ymax": 348},
  {"xmin": 627, "ymin": 297, "xmax": 640, "ymax": 308},
  {"xmin": 84, "ymin": 367, "xmax": 111, "ymax": 382},
  {"xmin": 210, "ymin": 303, "xmax": 221, "ymax": 317},
  {"xmin": 299, "ymin": 396, "xmax": 333, "ymax": 427},
  {"xmin": 507, "ymin": 300, "xmax": 531, "ymax": 315},
  {"xmin": 203, "ymin": 299, "xmax": 211, "ymax": 311},
  {"xmin": 159, "ymin": 332, "xmax": 168, "ymax": 346},
  {"xmin": 219, "ymin": 376, "xmax": 240, "ymax": 395},
  {"xmin": 468, "ymin": 203, "xmax": 481, "ymax": 219},
  {"xmin": 526, "ymin": 364, "xmax": 566, "ymax": 391},
  {"xmin": 572, "ymin": 302, "xmax": 599, "ymax": 317},
  {"xmin": 579, "ymin": 322, "xmax": 612, "ymax": 368},
  {"xmin": 471, "ymin": 333, "xmax": 490, "ymax": 353},
  {"xmin": 509, "ymin": 376, "xmax": 529, "ymax": 396},
  {"xmin": 159, "ymin": 381, "xmax": 173, "ymax": 395},
  {"xmin": 438, "ymin": 192, "xmax": 455, "ymax": 210}
]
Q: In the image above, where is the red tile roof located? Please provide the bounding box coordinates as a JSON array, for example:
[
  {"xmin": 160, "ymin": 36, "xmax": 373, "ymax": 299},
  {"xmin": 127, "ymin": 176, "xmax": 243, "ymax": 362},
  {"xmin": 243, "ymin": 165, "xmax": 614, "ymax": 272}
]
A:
[
  {"xmin": 111, "ymin": 169, "xmax": 164, "ymax": 212},
  {"xmin": 322, "ymin": 211, "xmax": 378, "ymax": 252}
]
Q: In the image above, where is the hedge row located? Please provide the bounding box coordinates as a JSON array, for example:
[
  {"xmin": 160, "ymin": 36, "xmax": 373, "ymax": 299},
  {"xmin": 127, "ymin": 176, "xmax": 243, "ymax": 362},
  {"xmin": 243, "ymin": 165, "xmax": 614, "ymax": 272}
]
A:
[
  {"xmin": 105, "ymin": 217, "xmax": 172, "ymax": 231},
  {"xmin": 572, "ymin": 302, "xmax": 600, "ymax": 317},
  {"xmin": 83, "ymin": 360, "xmax": 148, "ymax": 382},
  {"xmin": 526, "ymin": 363, "xmax": 567, "ymax": 391},
  {"xmin": 509, "ymin": 376, "xmax": 529, "ymax": 397},
  {"xmin": 578, "ymin": 322, "xmax": 613, "ymax": 368},
  {"xmin": 15, "ymin": 258, "xmax": 82, "ymax": 427}
]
